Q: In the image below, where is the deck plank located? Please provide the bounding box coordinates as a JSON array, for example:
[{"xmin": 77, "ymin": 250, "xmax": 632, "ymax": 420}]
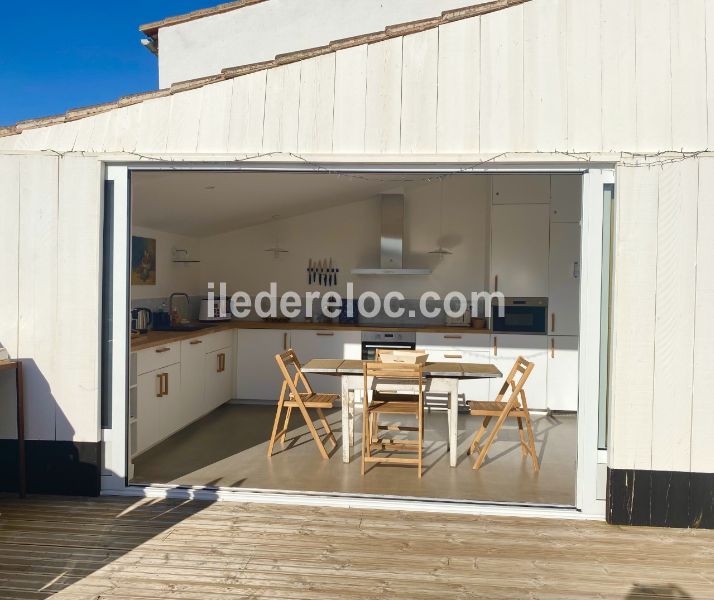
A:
[{"xmin": 0, "ymin": 496, "xmax": 713, "ymax": 599}]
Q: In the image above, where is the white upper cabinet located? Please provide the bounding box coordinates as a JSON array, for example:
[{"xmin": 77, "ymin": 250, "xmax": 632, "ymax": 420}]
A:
[
  {"xmin": 491, "ymin": 203, "xmax": 550, "ymax": 297},
  {"xmin": 548, "ymin": 222, "xmax": 581, "ymax": 336},
  {"xmin": 492, "ymin": 175, "xmax": 550, "ymax": 205},
  {"xmin": 550, "ymin": 175, "xmax": 582, "ymax": 223}
]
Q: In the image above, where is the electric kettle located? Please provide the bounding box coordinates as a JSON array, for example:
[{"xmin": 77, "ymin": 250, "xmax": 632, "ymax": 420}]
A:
[{"xmin": 131, "ymin": 307, "xmax": 152, "ymax": 333}]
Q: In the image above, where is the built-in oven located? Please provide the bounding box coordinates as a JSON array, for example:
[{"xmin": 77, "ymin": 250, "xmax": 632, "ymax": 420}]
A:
[
  {"xmin": 361, "ymin": 331, "xmax": 417, "ymax": 360},
  {"xmin": 491, "ymin": 297, "xmax": 548, "ymax": 334}
]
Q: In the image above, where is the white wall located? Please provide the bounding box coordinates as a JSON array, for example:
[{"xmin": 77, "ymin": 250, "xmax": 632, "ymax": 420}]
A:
[
  {"xmin": 157, "ymin": 0, "xmax": 488, "ymax": 87},
  {"xmin": 130, "ymin": 226, "xmax": 204, "ymax": 301},
  {"xmin": 200, "ymin": 176, "xmax": 490, "ymax": 299}
]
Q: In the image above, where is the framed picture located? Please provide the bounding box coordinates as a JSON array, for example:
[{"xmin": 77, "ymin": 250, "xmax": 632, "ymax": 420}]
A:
[{"xmin": 131, "ymin": 236, "xmax": 156, "ymax": 285}]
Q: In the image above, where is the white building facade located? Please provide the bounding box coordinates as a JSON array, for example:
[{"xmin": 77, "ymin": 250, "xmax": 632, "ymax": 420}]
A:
[{"xmin": 0, "ymin": 0, "xmax": 712, "ymax": 528}]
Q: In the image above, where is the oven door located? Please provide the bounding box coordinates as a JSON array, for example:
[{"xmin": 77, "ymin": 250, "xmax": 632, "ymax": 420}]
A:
[
  {"xmin": 492, "ymin": 305, "xmax": 547, "ymax": 334},
  {"xmin": 361, "ymin": 341, "xmax": 416, "ymax": 361}
]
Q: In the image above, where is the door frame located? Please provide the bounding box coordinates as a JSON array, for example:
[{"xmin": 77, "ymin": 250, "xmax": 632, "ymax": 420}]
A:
[{"xmin": 102, "ymin": 160, "xmax": 614, "ymax": 519}]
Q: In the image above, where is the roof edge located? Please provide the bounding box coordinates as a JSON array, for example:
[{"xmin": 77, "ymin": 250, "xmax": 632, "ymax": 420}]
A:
[
  {"xmin": 2, "ymin": 0, "xmax": 529, "ymax": 137},
  {"xmin": 140, "ymin": 0, "xmax": 269, "ymax": 39}
]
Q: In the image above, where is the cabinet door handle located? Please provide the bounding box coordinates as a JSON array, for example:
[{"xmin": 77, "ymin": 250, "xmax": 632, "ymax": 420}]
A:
[
  {"xmin": 156, "ymin": 373, "xmax": 163, "ymax": 398},
  {"xmin": 494, "ymin": 275, "xmax": 499, "ymax": 292},
  {"xmin": 551, "ymin": 313, "xmax": 555, "ymax": 333},
  {"xmin": 445, "ymin": 354, "xmax": 463, "ymax": 359},
  {"xmin": 316, "ymin": 332, "xmax": 334, "ymax": 336},
  {"xmin": 189, "ymin": 340, "xmax": 203, "ymax": 345},
  {"xmin": 493, "ymin": 336, "xmax": 498, "ymax": 357},
  {"xmin": 444, "ymin": 335, "xmax": 462, "ymax": 340},
  {"xmin": 155, "ymin": 347, "xmax": 171, "ymax": 354},
  {"xmin": 163, "ymin": 373, "xmax": 169, "ymax": 396},
  {"xmin": 551, "ymin": 338, "xmax": 555, "ymax": 359},
  {"xmin": 218, "ymin": 353, "xmax": 225, "ymax": 373},
  {"xmin": 283, "ymin": 333, "xmax": 288, "ymax": 350}
]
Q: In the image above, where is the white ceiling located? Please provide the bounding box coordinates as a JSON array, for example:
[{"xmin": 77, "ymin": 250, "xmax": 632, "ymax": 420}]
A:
[{"xmin": 131, "ymin": 171, "xmax": 412, "ymax": 236}]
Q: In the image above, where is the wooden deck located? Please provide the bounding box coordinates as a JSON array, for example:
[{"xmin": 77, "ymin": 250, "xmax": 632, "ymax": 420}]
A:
[{"xmin": 0, "ymin": 496, "xmax": 712, "ymax": 599}]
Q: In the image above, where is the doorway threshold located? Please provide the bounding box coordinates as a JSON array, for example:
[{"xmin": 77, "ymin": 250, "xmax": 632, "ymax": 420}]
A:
[{"xmin": 105, "ymin": 483, "xmax": 601, "ymax": 521}]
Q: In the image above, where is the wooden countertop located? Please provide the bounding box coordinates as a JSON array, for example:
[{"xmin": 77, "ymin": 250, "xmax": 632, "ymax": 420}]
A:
[{"xmin": 131, "ymin": 321, "xmax": 491, "ymax": 352}]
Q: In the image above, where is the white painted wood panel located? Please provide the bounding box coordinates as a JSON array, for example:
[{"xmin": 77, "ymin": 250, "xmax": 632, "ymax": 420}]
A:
[
  {"xmin": 608, "ymin": 166, "xmax": 659, "ymax": 470},
  {"xmin": 707, "ymin": 1, "xmax": 714, "ymax": 148},
  {"xmin": 523, "ymin": 0, "xmax": 567, "ymax": 151},
  {"xmin": 166, "ymin": 87, "xmax": 204, "ymax": 153},
  {"xmin": 332, "ymin": 45, "xmax": 368, "ymax": 154},
  {"xmin": 226, "ymin": 71, "xmax": 267, "ymax": 154},
  {"xmin": 635, "ymin": 0, "xmax": 672, "ymax": 151},
  {"xmin": 365, "ymin": 38, "xmax": 403, "ymax": 154},
  {"xmin": 400, "ymin": 28, "xmax": 438, "ymax": 154},
  {"xmin": 670, "ymin": 0, "xmax": 708, "ymax": 151},
  {"xmin": 479, "ymin": 5, "xmax": 524, "ymax": 152},
  {"xmin": 436, "ymin": 18, "xmax": 479, "ymax": 154},
  {"xmin": 565, "ymin": 0, "xmax": 602, "ymax": 152},
  {"xmin": 651, "ymin": 161, "xmax": 698, "ymax": 472},
  {"xmin": 691, "ymin": 158, "xmax": 714, "ymax": 472},
  {"xmin": 44, "ymin": 120, "xmax": 81, "ymax": 153},
  {"xmin": 600, "ymin": 0, "xmax": 636, "ymax": 152},
  {"xmin": 297, "ymin": 53, "xmax": 336, "ymax": 154},
  {"xmin": 135, "ymin": 97, "xmax": 170, "ymax": 154},
  {"xmin": 55, "ymin": 156, "xmax": 102, "ymax": 442},
  {"xmin": 263, "ymin": 62, "xmax": 301, "ymax": 153},
  {"xmin": 197, "ymin": 80, "xmax": 233, "ymax": 153},
  {"xmin": 85, "ymin": 111, "xmax": 114, "ymax": 153},
  {"xmin": 17, "ymin": 155, "xmax": 59, "ymax": 440},
  {"xmin": 0, "ymin": 156, "xmax": 20, "ymax": 358},
  {"xmin": 109, "ymin": 104, "xmax": 142, "ymax": 154}
]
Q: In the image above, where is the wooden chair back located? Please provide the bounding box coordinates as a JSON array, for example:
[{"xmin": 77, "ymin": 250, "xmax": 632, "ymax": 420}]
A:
[
  {"xmin": 275, "ymin": 349, "xmax": 314, "ymax": 401},
  {"xmin": 494, "ymin": 356, "xmax": 534, "ymax": 410},
  {"xmin": 364, "ymin": 361, "xmax": 425, "ymax": 398}
]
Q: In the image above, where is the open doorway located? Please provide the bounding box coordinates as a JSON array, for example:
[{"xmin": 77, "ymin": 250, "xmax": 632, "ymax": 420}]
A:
[{"xmin": 121, "ymin": 167, "xmax": 589, "ymax": 507}]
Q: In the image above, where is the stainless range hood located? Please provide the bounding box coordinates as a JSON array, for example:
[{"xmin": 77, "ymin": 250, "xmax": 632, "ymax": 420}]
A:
[{"xmin": 351, "ymin": 194, "xmax": 431, "ymax": 275}]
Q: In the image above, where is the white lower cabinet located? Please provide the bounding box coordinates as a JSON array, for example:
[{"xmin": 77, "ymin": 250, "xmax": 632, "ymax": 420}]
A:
[
  {"xmin": 235, "ymin": 329, "xmax": 290, "ymax": 401},
  {"xmin": 134, "ymin": 329, "xmax": 236, "ymax": 457},
  {"xmin": 205, "ymin": 347, "xmax": 233, "ymax": 410},
  {"xmin": 546, "ymin": 336, "xmax": 579, "ymax": 411},
  {"xmin": 489, "ymin": 334, "xmax": 548, "ymax": 410},
  {"xmin": 290, "ymin": 330, "xmax": 361, "ymax": 394}
]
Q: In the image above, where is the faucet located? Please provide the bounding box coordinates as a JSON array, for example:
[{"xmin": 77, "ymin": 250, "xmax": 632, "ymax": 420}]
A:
[{"xmin": 168, "ymin": 293, "xmax": 190, "ymax": 325}]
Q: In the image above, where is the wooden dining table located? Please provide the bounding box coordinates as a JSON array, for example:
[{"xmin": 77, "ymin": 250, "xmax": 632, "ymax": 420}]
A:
[{"xmin": 301, "ymin": 359, "xmax": 502, "ymax": 467}]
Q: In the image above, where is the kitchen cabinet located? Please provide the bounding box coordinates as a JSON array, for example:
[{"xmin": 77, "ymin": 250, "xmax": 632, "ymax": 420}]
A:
[
  {"xmin": 548, "ymin": 222, "xmax": 580, "ymax": 336},
  {"xmin": 180, "ymin": 336, "xmax": 208, "ymax": 425},
  {"xmin": 492, "ymin": 175, "xmax": 550, "ymax": 205},
  {"xmin": 490, "ymin": 204, "xmax": 550, "ymax": 297},
  {"xmin": 137, "ymin": 362, "xmax": 180, "ymax": 452},
  {"xmin": 290, "ymin": 330, "xmax": 361, "ymax": 394},
  {"xmin": 417, "ymin": 333, "xmax": 491, "ymax": 402},
  {"xmin": 205, "ymin": 347, "xmax": 234, "ymax": 411},
  {"xmin": 489, "ymin": 334, "xmax": 548, "ymax": 410},
  {"xmin": 547, "ymin": 336, "xmax": 579, "ymax": 411},
  {"xmin": 550, "ymin": 175, "xmax": 582, "ymax": 223},
  {"xmin": 235, "ymin": 329, "xmax": 291, "ymax": 401}
]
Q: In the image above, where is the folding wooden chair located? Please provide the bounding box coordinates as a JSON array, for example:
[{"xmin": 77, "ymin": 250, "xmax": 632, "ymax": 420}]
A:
[
  {"xmin": 268, "ymin": 349, "xmax": 338, "ymax": 459},
  {"xmin": 361, "ymin": 361, "xmax": 425, "ymax": 478},
  {"xmin": 467, "ymin": 356, "xmax": 539, "ymax": 471}
]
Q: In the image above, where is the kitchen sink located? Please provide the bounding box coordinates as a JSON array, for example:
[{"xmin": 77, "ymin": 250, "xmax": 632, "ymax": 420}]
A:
[{"xmin": 152, "ymin": 322, "xmax": 222, "ymax": 332}]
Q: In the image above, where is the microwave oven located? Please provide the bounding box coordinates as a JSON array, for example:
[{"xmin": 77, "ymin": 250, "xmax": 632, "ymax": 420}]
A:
[{"xmin": 491, "ymin": 297, "xmax": 548, "ymax": 334}]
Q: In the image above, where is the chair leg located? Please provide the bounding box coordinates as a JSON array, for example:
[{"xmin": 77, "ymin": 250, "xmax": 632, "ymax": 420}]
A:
[
  {"xmin": 361, "ymin": 406, "xmax": 368, "ymax": 476},
  {"xmin": 267, "ymin": 383, "xmax": 287, "ymax": 457},
  {"xmin": 524, "ymin": 410, "xmax": 540, "ymax": 472},
  {"xmin": 468, "ymin": 416, "xmax": 491, "ymax": 456},
  {"xmin": 418, "ymin": 408, "xmax": 423, "ymax": 479},
  {"xmin": 280, "ymin": 407, "xmax": 293, "ymax": 445},
  {"xmin": 316, "ymin": 408, "xmax": 337, "ymax": 448},
  {"xmin": 516, "ymin": 416, "xmax": 528, "ymax": 456},
  {"xmin": 473, "ymin": 404, "xmax": 513, "ymax": 470},
  {"xmin": 296, "ymin": 404, "xmax": 330, "ymax": 459},
  {"xmin": 370, "ymin": 413, "xmax": 378, "ymax": 443}
]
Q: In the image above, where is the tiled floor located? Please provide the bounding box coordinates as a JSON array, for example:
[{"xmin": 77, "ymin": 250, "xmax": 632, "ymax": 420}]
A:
[{"xmin": 132, "ymin": 404, "xmax": 577, "ymax": 505}]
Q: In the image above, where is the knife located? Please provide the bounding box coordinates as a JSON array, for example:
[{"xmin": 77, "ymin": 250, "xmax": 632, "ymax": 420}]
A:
[
  {"xmin": 321, "ymin": 260, "xmax": 326, "ymax": 286},
  {"xmin": 308, "ymin": 258, "xmax": 313, "ymax": 284},
  {"xmin": 328, "ymin": 258, "xmax": 333, "ymax": 286},
  {"xmin": 317, "ymin": 259, "xmax": 322, "ymax": 286}
]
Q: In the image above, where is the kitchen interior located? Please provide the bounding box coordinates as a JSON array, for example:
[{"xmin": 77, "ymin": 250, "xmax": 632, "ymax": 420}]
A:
[{"xmin": 128, "ymin": 170, "xmax": 582, "ymax": 506}]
